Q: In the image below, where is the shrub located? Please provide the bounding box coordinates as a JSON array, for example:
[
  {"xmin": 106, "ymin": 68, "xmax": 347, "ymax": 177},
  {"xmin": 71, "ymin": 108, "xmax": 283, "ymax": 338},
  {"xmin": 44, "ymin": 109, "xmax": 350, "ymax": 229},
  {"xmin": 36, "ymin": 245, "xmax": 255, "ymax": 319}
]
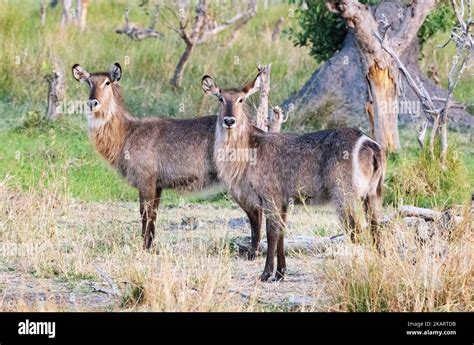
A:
[{"xmin": 385, "ymin": 139, "xmax": 470, "ymax": 208}]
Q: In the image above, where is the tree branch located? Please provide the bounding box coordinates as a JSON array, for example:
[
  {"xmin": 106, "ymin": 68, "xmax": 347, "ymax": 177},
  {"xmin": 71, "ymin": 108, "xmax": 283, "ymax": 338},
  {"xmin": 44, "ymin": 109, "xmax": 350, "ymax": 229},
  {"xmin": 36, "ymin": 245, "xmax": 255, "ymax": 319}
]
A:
[{"xmin": 391, "ymin": 0, "xmax": 437, "ymax": 55}]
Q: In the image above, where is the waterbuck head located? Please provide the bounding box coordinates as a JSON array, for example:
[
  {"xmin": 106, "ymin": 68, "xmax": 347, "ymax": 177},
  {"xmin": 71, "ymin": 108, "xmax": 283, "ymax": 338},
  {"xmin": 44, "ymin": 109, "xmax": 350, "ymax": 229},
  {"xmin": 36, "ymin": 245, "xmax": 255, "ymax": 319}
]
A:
[
  {"xmin": 201, "ymin": 73, "xmax": 261, "ymax": 131},
  {"xmin": 72, "ymin": 63, "xmax": 123, "ymax": 117}
]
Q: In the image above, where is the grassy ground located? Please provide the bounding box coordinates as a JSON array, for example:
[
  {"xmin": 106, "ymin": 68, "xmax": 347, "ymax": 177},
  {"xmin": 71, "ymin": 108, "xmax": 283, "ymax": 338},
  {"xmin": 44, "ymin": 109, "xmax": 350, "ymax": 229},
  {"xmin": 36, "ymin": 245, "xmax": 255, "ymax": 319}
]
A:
[{"xmin": 1, "ymin": 183, "xmax": 471, "ymax": 312}]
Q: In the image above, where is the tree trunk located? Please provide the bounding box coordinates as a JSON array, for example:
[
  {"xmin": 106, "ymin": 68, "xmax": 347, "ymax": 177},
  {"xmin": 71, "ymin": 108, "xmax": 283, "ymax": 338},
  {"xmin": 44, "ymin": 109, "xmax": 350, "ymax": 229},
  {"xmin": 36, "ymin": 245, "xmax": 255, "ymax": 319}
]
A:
[
  {"xmin": 283, "ymin": 1, "xmax": 473, "ymax": 147},
  {"xmin": 45, "ymin": 67, "xmax": 65, "ymax": 121},
  {"xmin": 256, "ymin": 64, "xmax": 271, "ymax": 131},
  {"xmin": 40, "ymin": 0, "xmax": 46, "ymax": 25},
  {"xmin": 367, "ymin": 62, "xmax": 400, "ymax": 150},
  {"xmin": 61, "ymin": 0, "xmax": 73, "ymax": 27},
  {"xmin": 77, "ymin": 0, "xmax": 88, "ymax": 31},
  {"xmin": 171, "ymin": 43, "xmax": 194, "ymax": 89}
]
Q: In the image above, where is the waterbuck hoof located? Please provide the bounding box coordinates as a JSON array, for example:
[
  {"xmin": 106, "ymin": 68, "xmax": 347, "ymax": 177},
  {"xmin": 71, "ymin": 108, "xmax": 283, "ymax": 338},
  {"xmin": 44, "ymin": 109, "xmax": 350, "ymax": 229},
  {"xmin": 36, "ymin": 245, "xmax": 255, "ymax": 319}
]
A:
[
  {"xmin": 143, "ymin": 238, "xmax": 153, "ymax": 251},
  {"xmin": 260, "ymin": 272, "xmax": 271, "ymax": 282},
  {"xmin": 273, "ymin": 269, "xmax": 286, "ymax": 282},
  {"xmin": 247, "ymin": 250, "xmax": 258, "ymax": 261}
]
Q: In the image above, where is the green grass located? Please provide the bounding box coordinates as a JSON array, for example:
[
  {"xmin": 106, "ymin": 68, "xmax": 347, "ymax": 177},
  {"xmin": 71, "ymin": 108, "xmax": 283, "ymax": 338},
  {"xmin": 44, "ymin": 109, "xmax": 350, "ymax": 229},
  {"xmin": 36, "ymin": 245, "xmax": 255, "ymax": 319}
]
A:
[{"xmin": 385, "ymin": 135, "xmax": 472, "ymax": 208}]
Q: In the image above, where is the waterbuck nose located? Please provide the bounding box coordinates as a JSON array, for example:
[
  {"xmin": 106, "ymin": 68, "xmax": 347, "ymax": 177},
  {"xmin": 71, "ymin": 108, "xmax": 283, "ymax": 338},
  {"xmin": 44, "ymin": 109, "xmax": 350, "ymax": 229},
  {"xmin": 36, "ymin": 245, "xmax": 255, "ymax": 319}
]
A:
[
  {"xmin": 87, "ymin": 99, "xmax": 100, "ymax": 110},
  {"xmin": 223, "ymin": 117, "xmax": 236, "ymax": 127}
]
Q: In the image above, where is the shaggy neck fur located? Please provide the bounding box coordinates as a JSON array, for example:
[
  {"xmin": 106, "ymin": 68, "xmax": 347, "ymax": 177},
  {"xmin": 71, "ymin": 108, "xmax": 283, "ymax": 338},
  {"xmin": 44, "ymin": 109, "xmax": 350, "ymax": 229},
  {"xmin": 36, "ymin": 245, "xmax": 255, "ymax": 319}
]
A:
[
  {"xmin": 88, "ymin": 84, "xmax": 131, "ymax": 166},
  {"xmin": 214, "ymin": 113, "xmax": 254, "ymax": 188}
]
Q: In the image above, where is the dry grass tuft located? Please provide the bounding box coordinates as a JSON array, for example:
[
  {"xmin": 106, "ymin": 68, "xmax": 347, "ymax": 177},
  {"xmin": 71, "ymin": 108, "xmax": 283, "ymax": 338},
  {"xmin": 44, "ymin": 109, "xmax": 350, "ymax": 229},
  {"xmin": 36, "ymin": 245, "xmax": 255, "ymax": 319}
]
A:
[{"xmin": 323, "ymin": 210, "xmax": 473, "ymax": 311}]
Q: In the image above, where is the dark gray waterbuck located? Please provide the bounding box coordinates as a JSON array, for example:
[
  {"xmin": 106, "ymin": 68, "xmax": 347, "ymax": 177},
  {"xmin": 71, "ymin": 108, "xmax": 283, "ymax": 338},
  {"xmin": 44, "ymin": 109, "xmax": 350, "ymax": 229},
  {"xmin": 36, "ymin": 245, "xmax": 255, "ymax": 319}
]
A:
[
  {"xmin": 202, "ymin": 73, "xmax": 386, "ymax": 281},
  {"xmin": 71, "ymin": 63, "xmax": 258, "ymax": 250}
]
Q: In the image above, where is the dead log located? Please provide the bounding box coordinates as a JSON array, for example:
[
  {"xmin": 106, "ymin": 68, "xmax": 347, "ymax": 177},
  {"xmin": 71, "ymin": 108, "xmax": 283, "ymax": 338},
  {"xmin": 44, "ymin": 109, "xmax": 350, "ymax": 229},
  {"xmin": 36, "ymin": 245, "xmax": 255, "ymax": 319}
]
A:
[
  {"xmin": 115, "ymin": 9, "xmax": 163, "ymax": 40},
  {"xmin": 232, "ymin": 234, "xmax": 345, "ymax": 256}
]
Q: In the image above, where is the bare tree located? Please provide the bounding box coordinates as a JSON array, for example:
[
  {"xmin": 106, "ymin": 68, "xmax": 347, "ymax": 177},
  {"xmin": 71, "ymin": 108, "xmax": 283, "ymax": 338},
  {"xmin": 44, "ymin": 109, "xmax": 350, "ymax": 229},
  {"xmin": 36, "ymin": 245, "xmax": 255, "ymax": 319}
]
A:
[
  {"xmin": 56, "ymin": 0, "xmax": 88, "ymax": 30},
  {"xmin": 437, "ymin": 0, "xmax": 472, "ymax": 165},
  {"xmin": 163, "ymin": 0, "xmax": 257, "ymax": 88}
]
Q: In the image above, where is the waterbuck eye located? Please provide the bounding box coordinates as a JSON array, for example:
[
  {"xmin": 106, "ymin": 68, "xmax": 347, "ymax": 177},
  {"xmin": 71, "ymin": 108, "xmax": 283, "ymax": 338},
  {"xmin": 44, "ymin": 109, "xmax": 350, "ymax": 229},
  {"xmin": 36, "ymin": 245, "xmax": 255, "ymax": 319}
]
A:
[
  {"xmin": 105, "ymin": 81, "xmax": 111, "ymax": 86},
  {"xmin": 238, "ymin": 98, "xmax": 243, "ymax": 103}
]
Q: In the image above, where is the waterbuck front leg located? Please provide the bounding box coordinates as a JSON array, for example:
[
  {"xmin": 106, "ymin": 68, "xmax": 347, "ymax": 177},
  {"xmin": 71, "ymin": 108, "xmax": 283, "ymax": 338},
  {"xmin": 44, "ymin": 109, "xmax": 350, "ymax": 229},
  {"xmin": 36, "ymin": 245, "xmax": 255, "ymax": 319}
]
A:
[
  {"xmin": 244, "ymin": 207, "xmax": 262, "ymax": 260},
  {"xmin": 139, "ymin": 183, "xmax": 159, "ymax": 250}
]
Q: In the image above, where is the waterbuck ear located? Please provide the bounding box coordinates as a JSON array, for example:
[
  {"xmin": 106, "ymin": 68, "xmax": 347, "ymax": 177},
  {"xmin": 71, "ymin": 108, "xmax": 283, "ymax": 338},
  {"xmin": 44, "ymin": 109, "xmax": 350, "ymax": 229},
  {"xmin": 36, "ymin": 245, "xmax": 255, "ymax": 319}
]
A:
[
  {"xmin": 201, "ymin": 75, "xmax": 220, "ymax": 97},
  {"xmin": 110, "ymin": 62, "xmax": 122, "ymax": 82},
  {"xmin": 242, "ymin": 73, "xmax": 262, "ymax": 98},
  {"xmin": 72, "ymin": 64, "xmax": 90, "ymax": 82}
]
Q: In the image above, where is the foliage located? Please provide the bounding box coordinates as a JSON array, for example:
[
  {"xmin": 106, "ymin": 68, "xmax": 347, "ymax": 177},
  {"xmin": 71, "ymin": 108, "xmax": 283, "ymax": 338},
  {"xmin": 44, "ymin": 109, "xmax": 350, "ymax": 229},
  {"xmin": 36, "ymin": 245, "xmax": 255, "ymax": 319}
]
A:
[
  {"xmin": 288, "ymin": 0, "xmax": 456, "ymax": 63},
  {"xmin": 418, "ymin": 4, "xmax": 456, "ymax": 46}
]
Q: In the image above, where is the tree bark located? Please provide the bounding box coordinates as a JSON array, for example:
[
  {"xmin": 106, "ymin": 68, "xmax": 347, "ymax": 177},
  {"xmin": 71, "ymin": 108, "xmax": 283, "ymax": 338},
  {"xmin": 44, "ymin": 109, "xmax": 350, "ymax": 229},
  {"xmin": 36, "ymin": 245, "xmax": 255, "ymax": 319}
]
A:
[
  {"xmin": 45, "ymin": 65, "xmax": 65, "ymax": 121},
  {"xmin": 256, "ymin": 64, "xmax": 271, "ymax": 131}
]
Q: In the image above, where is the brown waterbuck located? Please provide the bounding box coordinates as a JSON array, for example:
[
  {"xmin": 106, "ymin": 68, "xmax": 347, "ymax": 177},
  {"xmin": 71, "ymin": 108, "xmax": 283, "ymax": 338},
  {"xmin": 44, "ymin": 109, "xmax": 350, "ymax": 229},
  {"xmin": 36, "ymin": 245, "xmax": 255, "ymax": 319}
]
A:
[
  {"xmin": 202, "ymin": 73, "xmax": 385, "ymax": 281},
  {"xmin": 71, "ymin": 63, "xmax": 259, "ymax": 251}
]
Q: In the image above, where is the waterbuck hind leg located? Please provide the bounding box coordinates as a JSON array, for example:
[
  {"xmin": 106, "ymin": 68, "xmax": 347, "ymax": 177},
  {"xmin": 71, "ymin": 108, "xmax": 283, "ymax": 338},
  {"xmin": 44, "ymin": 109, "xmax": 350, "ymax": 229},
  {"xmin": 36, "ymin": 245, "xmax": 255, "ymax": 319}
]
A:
[
  {"xmin": 274, "ymin": 211, "xmax": 287, "ymax": 281},
  {"xmin": 246, "ymin": 207, "xmax": 263, "ymax": 260},
  {"xmin": 139, "ymin": 184, "xmax": 158, "ymax": 250},
  {"xmin": 364, "ymin": 194, "xmax": 382, "ymax": 251},
  {"xmin": 336, "ymin": 195, "xmax": 363, "ymax": 244}
]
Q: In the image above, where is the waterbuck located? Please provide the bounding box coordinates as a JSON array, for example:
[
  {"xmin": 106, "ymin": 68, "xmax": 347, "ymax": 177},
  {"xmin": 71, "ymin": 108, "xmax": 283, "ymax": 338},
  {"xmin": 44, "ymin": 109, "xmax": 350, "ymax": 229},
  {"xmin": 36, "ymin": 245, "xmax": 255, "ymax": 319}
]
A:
[
  {"xmin": 202, "ymin": 73, "xmax": 385, "ymax": 281},
  {"xmin": 71, "ymin": 63, "xmax": 260, "ymax": 251}
]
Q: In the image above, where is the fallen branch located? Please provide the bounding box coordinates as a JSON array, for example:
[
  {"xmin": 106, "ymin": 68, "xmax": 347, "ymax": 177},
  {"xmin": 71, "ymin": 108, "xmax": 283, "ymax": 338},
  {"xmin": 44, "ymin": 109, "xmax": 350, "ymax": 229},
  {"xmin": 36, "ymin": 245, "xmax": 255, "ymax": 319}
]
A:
[
  {"xmin": 116, "ymin": 9, "xmax": 163, "ymax": 40},
  {"xmin": 88, "ymin": 266, "xmax": 121, "ymax": 297},
  {"xmin": 382, "ymin": 205, "xmax": 464, "ymax": 225},
  {"xmin": 197, "ymin": 0, "xmax": 257, "ymax": 44},
  {"xmin": 232, "ymin": 234, "xmax": 345, "ymax": 256}
]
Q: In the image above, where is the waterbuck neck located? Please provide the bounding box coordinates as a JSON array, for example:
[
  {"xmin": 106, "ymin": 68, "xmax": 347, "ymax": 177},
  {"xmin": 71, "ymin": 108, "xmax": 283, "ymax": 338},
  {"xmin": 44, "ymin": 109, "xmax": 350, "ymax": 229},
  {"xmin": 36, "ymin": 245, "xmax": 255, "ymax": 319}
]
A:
[
  {"xmin": 89, "ymin": 107, "xmax": 130, "ymax": 167},
  {"xmin": 214, "ymin": 120, "xmax": 254, "ymax": 187}
]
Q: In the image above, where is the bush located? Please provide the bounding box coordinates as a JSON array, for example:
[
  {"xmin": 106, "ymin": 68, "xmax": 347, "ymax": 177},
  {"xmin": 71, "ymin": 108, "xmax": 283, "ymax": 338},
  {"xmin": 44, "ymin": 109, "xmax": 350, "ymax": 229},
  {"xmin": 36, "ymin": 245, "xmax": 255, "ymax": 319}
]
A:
[{"xmin": 385, "ymin": 139, "xmax": 470, "ymax": 208}]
